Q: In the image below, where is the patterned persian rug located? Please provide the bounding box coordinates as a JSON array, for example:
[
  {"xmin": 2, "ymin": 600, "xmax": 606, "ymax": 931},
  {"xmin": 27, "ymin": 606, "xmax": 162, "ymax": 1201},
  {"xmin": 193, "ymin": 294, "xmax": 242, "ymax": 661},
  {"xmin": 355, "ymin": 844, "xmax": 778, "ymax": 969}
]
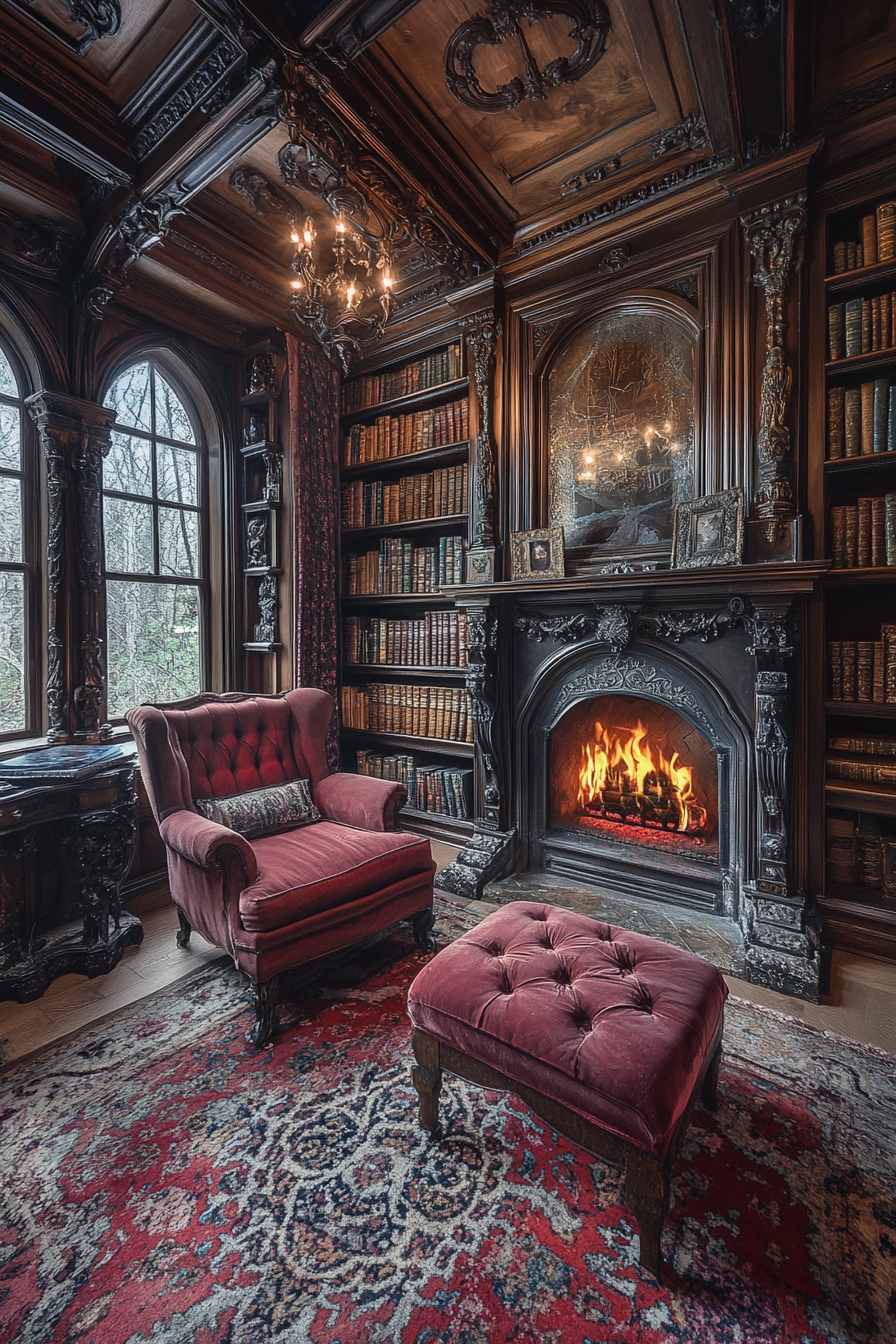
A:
[{"xmin": 1, "ymin": 899, "xmax": 894, "ymax": 1344}]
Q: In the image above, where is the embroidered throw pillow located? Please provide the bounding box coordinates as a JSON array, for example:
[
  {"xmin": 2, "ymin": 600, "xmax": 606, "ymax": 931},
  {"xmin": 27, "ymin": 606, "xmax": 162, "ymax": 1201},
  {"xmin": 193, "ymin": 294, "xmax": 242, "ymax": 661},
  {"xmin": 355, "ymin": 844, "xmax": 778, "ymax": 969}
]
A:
[{"xmin": 195, "ymin": 778, "xmax": 320, "ymax": 838}]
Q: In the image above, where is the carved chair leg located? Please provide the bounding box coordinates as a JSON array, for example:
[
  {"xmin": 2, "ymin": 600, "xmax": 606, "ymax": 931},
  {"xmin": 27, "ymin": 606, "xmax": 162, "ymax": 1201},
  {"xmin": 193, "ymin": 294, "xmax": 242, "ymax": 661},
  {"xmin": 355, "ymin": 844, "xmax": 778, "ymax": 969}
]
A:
[
  {"xmin": 412, "ymin": 904, "xmax": 437, "ymax": 951},
  {"xmin": 411, "ymin": 1029, "xmax": 442, "ymax": 1139},
  {"xmin": 701, "ymin": 1041, "xmax": 723, "ymax": 1111},
  {"xmin": 247, "ymin": 976, "xmax": 280, "ymax": 1049},
  {"xmin": 625, "ymin": 1146, "xmax": 670, "ymax": 1283},
  {"xmin": 175, "ymin": 908, "xmax": 192, "ymax": 949}
]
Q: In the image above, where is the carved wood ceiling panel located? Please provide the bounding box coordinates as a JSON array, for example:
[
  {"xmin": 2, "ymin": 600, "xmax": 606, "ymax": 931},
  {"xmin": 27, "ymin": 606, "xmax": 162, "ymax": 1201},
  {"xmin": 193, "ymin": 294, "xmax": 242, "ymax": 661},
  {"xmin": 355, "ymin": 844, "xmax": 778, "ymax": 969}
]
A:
[{"xmin": 371, "ymin": 0, "xmax": 703, "ymax": 223}]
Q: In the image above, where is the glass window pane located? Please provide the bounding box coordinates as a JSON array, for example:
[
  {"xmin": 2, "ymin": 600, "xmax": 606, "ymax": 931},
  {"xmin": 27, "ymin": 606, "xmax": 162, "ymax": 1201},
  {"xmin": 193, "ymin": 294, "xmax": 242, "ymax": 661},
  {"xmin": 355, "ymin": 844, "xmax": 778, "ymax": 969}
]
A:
[
  {"xmin": 0, "ymin": 570, "xmax": 25, "ymax": 733},
  {"xmin": 103, "ymin": 431, "xmax": 152, "ymax": 497},
  {"xmin": 159, "ymin": 506, "xmax": 200, "ymax": 577},
  {"xmin": 0, "ymin": 477, "xmax": 22, "ymax": 563},
  {"xmin": 155, "ymin": 372, "xmax": 196, "ymax": 444},
  {"xmin": 158, "ymin": 444, "xmax": 198, "ymax": 504},
  {"xmin": 104, "ymin": 362, "xmax": 152, "ymax": 433},
  {"xmin": 0, "ymin": 403, "xmax": 20, "ymax": 471},
  {"xmin": 0, "ymin": 347, "xmax": 16, "ymax": 398},
  {"xmin": 104, "ymin": 496, "xmax": 154, "ymax": 574},
  {"xmin": 106, "ymin": 580, "xmax": 201, "ymax": 718}
]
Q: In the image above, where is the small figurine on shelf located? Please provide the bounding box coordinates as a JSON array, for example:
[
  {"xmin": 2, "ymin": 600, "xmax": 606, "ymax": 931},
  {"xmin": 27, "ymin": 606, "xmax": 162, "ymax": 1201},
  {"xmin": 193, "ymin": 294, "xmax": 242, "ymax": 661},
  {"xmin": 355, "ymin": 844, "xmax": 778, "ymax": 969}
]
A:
[
  {"xmin": 254, "ymin": 575, "xmax": 278, "ymax": 643},
  {"xmin": 244, "ymin": 413, "xmax": 266, "ymax": 446},
  {"xmin": 246, "ymin": 354, "xmax": 276, "ymax": 396},
  {"xmin": 246, "ymin": 514, "xmax": 269, "ymax": 568},
  {"xmin": 262, "ymin": 448, "xmax": 281, "ymax": 502}
]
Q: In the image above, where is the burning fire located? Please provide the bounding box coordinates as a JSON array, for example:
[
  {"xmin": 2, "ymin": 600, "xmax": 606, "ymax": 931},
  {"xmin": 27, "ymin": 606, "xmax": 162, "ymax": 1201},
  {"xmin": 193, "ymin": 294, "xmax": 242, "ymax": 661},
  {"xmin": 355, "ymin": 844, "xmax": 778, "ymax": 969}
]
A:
[{"xmin": 577, "ymin": 719, "xmax": 706, "ymax": 834}]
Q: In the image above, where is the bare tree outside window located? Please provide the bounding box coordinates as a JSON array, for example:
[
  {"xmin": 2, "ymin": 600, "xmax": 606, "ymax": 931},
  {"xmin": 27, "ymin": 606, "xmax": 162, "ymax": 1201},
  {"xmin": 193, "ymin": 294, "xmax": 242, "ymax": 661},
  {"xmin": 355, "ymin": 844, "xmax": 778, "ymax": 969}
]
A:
[
  {"xmin": 103, "ymin": 362, "xmax": 204, "ymax": 719},
  {"xmin": 0, "ymin": 344, "xmax": 26, "ymax": 735}
]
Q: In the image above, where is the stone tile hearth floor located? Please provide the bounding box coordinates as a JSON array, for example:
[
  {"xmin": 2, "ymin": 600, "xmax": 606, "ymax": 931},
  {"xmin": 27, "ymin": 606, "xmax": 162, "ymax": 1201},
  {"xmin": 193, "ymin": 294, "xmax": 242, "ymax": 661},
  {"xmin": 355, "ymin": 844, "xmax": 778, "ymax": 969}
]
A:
[{"xmin": 479, "ymin": 871, "xmax": 748, "ymax": 978}]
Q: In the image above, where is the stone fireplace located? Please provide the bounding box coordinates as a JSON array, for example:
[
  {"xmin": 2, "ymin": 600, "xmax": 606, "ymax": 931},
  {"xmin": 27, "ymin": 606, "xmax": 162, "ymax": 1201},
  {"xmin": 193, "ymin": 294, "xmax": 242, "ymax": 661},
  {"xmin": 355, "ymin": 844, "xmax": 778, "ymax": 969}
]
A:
[{"xmin": 439, "ymin": 563, "xmax": 829, "ymax": 1001}]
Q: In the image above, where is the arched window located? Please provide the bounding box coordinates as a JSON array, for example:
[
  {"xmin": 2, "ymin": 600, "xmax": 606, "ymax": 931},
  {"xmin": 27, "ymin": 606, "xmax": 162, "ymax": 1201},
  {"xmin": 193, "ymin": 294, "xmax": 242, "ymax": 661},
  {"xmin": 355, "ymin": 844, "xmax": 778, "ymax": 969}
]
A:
[
  {"xmin": 0, "ymin": 338, "xmax": 33, "ymax": 737},
  {"xmin": 102, "ymin": 359, "xmax": 207, "ymax": 719}
]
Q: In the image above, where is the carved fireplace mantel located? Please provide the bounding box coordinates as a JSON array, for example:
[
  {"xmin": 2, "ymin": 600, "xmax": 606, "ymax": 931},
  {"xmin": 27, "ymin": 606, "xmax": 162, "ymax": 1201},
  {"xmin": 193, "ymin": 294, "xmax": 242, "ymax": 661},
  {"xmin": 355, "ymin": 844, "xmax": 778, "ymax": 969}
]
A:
[{"xmin": 439, "ymin": 560, "xmax": 830, "ymax": 1001}]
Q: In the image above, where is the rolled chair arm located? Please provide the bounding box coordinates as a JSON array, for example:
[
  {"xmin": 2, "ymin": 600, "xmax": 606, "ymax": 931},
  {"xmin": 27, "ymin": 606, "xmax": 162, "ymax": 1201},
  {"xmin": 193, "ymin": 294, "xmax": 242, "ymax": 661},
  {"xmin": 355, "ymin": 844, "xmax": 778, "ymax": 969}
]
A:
[
  {"xmin": 314, "ymin": 772, "xmax": 407, "ymax": 832},
  {"xmin": 160, "ymin": 810, "xmax": 258, "ymax": 884}
]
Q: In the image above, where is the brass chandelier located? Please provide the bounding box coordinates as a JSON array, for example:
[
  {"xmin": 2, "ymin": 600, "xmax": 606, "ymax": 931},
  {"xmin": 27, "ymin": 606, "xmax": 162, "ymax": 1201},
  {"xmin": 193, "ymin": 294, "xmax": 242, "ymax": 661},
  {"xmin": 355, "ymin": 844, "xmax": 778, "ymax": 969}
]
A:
[{"xmin": 289, "ymin": 212, "xmax": 395, "ymax": 372}]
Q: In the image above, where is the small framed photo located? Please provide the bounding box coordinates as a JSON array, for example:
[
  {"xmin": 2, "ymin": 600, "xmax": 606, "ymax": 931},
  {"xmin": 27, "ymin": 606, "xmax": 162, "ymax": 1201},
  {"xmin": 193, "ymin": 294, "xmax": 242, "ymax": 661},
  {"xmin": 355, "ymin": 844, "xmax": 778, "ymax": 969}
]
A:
[
  {"xmin": 510, "ymin": 527, "xmax": 565, "ymax": 580},
  {"xmin": 672, "ymin": 488, "xmax": 743, "ymax": 569}
]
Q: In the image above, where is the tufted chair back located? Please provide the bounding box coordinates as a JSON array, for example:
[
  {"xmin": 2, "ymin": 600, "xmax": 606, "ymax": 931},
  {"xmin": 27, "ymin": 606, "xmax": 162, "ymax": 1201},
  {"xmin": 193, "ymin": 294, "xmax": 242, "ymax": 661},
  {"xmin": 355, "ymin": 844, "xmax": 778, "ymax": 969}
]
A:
[{"xmin": 127, "ymin": 689, "xmax": 333, "ymax": 825}]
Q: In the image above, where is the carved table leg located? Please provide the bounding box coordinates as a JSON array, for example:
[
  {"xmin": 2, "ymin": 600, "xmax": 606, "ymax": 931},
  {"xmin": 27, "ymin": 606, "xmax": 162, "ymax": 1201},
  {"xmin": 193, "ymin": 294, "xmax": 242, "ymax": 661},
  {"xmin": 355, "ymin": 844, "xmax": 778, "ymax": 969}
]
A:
[
  {"xmin": 411, "ymin": 1029, "xmax": 442, "ymax": 1139},
  {"xmin": 247, "ymin": 976, "xmax": 279, "ymax": 1048},
  {"xmin": 412, "ymin": 905, "xmax": 436, "ymax": 951},
  {"xmin": 701, "ymin": 1041, "xmax": 723, "ymax": 1111},
  {"xmin": 625, "ymin": 1146, "xmax": 670, "ymax": 1283},
  {"xmin": 175, "ymin": 908, "xmax": 192, "ymax": 949}
]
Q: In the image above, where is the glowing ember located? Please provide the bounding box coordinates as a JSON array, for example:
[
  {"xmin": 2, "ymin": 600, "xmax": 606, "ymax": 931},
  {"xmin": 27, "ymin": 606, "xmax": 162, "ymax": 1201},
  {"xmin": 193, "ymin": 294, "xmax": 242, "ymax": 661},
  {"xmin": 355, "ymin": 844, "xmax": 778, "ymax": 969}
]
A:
[{"xmin": 577, "ymin": 719, "xmax": 707, "ymax": 835}]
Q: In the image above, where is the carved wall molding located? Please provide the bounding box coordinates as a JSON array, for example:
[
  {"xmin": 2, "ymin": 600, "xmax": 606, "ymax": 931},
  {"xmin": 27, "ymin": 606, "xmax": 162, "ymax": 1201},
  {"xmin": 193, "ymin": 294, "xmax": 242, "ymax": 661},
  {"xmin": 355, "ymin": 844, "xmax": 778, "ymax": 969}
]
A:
[
  {"xmin": 560, "ymin": 156, "xmax": 621, "ymax": 196},
  {"xmin": 133, "ymin": 38, "xmax": 242, "ymax": 160},
  {"xmin": 807, "ymin": 71, "xmax": 896, "ymax": 134},
  {"xmin": 26, "ymin": 393, "xmax": 117, "ymax": 741},
  {"xmin": 648, "ymin": 111, "xmax": 711, "ymax": 158},
  {"xmin": 6, "ymin": 0, "xmax": 119, "ymax": 56},
  {"xmin": 228, "ymin": 167, "xmax": 294, "ymax": 220},
  {"xmin": 463, "ymin": 312, "xmax": 501, "ymax": 550},
  {"xmin": 531, "ymin": 319, "xmax": 560, "ymax": 354},
  {"xmin": 740, "ymin": 192, "xmax": 806, "ymax": 524},
  {"xmin": 516, "ymin": 155, "xmax": 734, "ymax": 252},
  {"xmin": 395, "ymin": 278, "xmax": 461, "ymax": 314},
  {"xmin": 552, "ymin": 655, "xmax": 715, "ymax": 738},
  {"xmin": 3, "ymin": 212, "xmax": 81, "ymax": 270},
  {"xmin": 444, "ymin": 0, "xmax": 611, "ymax": 112},
  {"xmin": 658, "ymin": 272, "xmax": 699, "ymax": 306},
  {"xmin": 254, "ymin": 574, "xmax": 278, "ymax": 644},
  {"xmin": 167, "ymin": 231, "xmax": 280, "ymax": 301}
]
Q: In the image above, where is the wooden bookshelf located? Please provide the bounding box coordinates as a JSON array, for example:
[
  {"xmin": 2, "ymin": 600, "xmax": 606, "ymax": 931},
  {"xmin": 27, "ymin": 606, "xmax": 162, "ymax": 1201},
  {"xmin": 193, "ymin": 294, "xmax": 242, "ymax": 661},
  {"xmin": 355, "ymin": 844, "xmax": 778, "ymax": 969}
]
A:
[
  {"xmin": 338, "ymin": 337, "xmax": 475, "ymax": 834},
  {"xmin": 813, "ymin": 185, "xmax": 896, "ymax": 961}
]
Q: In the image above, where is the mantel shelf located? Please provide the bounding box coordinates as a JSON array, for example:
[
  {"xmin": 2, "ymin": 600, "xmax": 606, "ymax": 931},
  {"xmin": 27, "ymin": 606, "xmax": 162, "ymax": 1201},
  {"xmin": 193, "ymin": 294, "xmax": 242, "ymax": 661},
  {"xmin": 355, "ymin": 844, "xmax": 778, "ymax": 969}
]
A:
[{"xmin": 443, "ymin": 560, "xmax": 831, "ymax": 604}]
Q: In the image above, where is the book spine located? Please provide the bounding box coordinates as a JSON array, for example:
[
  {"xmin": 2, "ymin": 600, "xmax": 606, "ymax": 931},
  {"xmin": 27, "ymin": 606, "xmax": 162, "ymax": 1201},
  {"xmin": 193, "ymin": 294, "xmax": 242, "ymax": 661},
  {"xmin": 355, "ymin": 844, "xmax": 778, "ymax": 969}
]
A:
[
  {"xmin": 857, "ymin": 496, "xmax": 872, "ymax": 568},
  {"xmin": 844, "ymin": 388, "xmax": 861, "ymax": 456},
  {"xmin": 861, "ymin": 381, "xmax": 875, "ymax": 454},
  {"xmin": 828, "ymin": 302, "xmax": 845, "ymax": 360},
  {"xmin": 873, "ymin": 379, "xmax": 890, "ymax": 452},
  {"xmin": 861, "ymin": 214, "xmax": 877, "ymax": 267},
  {"xmin": 845, "ymin": 298, "xmax": 863, "ymax": 358},
  {"xmin": 827, "ymin": 386, "xmax": 844, "ymax": 460}
]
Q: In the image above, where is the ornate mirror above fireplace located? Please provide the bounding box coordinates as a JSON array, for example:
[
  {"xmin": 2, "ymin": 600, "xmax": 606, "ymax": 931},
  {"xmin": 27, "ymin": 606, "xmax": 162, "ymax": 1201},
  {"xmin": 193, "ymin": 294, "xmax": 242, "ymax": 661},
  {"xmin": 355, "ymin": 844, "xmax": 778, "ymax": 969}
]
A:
[{"xmin": 546, "ymin": 297, "xmax": 699, "ymax": 559}]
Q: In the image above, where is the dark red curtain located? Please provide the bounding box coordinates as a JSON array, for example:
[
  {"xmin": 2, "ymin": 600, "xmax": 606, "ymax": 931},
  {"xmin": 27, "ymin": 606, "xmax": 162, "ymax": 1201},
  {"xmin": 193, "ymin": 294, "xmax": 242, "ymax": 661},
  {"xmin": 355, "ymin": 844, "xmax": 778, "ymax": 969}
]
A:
[{"xmin": 287, "ymin": 332, "xmax": 340, "ymax": 767}]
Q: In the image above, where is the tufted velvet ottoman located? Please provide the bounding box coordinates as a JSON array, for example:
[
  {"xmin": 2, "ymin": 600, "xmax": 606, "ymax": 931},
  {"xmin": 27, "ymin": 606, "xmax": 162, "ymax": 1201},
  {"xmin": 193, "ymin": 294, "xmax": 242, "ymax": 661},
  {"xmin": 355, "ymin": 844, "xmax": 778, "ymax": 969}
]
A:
[{"xmin": 406, "ymin": 901, "xmax": 728, "ymax": 1281}]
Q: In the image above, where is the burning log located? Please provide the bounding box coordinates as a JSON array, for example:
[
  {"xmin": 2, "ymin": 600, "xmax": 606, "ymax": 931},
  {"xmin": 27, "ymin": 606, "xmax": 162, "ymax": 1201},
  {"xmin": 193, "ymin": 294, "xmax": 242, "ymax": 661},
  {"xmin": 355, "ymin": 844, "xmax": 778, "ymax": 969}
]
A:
[{"xmin": 577, "ymin": 720, "xmax": 707, "ymax": 835}]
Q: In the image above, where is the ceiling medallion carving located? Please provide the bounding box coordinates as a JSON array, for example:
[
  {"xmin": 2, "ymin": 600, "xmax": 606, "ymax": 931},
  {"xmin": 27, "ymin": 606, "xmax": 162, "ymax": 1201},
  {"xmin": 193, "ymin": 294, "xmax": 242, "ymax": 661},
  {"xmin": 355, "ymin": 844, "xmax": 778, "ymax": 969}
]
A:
[{"xmin": 444, "ymin": 0, "xmax": 611, "ymax": 112}]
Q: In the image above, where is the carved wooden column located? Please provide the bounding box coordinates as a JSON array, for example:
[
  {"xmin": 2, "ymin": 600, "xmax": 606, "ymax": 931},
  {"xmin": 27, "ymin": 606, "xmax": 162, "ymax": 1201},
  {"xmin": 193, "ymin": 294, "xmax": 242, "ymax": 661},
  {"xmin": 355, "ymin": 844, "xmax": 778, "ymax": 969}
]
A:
[
  {"xmin": 740, "ymin": 192, "xmax": 806, "ymax": 559},
  {"xmin": 437, "ymin": 595, "xmax": 517, "ymax": 900},
  {"xmin": 463, "ymin": 312, "xmax": 501, "ymax": 584},
  {"xmin": 742, "ymin": 601, "xmax": 821, "ymax": 1000},
  {"xmin": 26, "ymin": 393, "xmax": 116, "ymax": 742}
]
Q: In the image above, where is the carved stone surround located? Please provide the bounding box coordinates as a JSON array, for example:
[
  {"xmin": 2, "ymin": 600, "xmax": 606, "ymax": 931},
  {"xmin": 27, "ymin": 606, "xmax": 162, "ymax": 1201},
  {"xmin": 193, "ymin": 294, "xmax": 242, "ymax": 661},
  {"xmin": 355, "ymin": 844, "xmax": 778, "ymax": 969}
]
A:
[{"xmin": 441, "ymin": 565, "xmax": 827, "ymax": 1001}]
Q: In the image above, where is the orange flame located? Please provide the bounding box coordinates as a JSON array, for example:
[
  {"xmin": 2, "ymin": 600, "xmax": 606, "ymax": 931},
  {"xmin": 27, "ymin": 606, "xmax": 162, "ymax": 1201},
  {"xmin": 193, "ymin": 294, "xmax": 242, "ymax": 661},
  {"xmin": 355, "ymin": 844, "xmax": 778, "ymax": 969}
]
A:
[{"xmin": 577, "ymin": 719, "xmax": 699, "ymax": 832}]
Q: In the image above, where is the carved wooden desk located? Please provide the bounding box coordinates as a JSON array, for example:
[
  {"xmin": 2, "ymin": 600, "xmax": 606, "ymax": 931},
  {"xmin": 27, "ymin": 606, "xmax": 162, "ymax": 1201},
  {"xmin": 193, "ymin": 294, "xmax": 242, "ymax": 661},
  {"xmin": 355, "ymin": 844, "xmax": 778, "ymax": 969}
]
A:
[{"xmin": 0, "ymin": 758, "xmax": 141, "ymax": 1002}]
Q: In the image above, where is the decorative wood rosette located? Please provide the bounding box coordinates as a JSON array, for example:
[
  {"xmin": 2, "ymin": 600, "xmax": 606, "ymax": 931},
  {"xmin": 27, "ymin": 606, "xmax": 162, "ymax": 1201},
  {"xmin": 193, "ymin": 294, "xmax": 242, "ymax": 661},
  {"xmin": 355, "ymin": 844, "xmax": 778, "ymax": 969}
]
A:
[{"xmin": 444, "ymin": 0, "xmax": 611, "ymax": 112}]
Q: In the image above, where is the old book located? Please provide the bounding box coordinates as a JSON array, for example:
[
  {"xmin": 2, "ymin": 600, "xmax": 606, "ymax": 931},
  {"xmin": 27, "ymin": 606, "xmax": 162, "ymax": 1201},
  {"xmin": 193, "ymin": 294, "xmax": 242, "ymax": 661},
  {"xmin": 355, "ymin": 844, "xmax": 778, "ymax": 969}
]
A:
[
  {"xmin": 843, "ymin": 504, "xmax": 858, "ymax": 566},
  {"xmin": 873, "ymin": 379, "xmax": 890, "ymax": 452},
  {"xmin": 874, "ymin": 641, "xmax": 886, "ymax": 701},
  {"xmin": 878, "ymin": 201, "xmax": 896, "ymax": 261},
  {"xmin": 857, "ymin": 640, "xmax": 874, "ymax": 700},
  {"xmin": 828, "ymin": 302, "xmax": 845, "ymax": 361},
  {"xmin": 829, "ymin": 640, "xmax": 843, "ymax": 700},
  {"xmin": 826, "ymin": 812, "xmax": 856, "ymax": 885},
  {"xmin": 887, "ymin": 493, "xmax": 896, "ymax": 566},
  {"xmin": 833, "ymin": 240, "xmax": 848, "ymax": 273},
  {"xmin": 871, "ymin": 495, "xmax": 887, "ymax": 566},
  {"xmin": 830, "ymin": 506, "xmax": 846, "ymax": 567},
  {"xmin": 872, "ymin": 296, "xmax": 883, "ymax": 351},
  {"xmin": 827, "ymin": 759, "xmax": 896, "ymax": 784},
  {"xmin": 827, "ymin": 386, "xmax": 844, "ymax": 459},
  {"xmin": 884, "ymin": 625, "xmax": 896, "ymax": 702},
  {"xmin": 883, "ymin": 293, "xmax": 893, "ymax": 350},
  {"xmin": 830, "ymin": 734, "xmax": 896, "ymax": 756},
  {"xmin": 844, "ymin": 388, "xmax": 861, "ymax": 456},
  {"xmin": 842, "ymin": 641, "xmax": 858, "ymax": 701},
  {"xmin": 847, "ymin": 241, "xmax": 858, "ymax": 270},
  {"xmin": 845, "ymin": 297, "xmax": 864, "ymax": 357},
  {"xmin": 860, "ymin": 382, "xmax": 875, "ymax": 454},
  {"xmin": 861, "ymin": 215, "xmax": 878, "ymax": 267},
  {"xmin": 862, "ymin": 297, "xmax": 872, "ymax": 354},
  {"xmin": 857, "ymin": 497, "xmax": 872, "ymax": 568},
  {"xmin": 856, "ymin": 816, "xmax": 883, "ymax": 887}
]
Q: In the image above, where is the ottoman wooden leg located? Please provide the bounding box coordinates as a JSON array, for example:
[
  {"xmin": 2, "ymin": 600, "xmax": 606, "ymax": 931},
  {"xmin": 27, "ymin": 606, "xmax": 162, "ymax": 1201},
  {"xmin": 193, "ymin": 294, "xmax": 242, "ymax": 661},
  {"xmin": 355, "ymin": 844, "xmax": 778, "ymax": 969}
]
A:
[
  {"xmin": 625, "ymin": 1146, "xmax": 670, "ymax": 1283},
  {"xmin": 701, "ymin": 1040, "xmax": 723, "ymax": 1111},
  {"xmin": 411, "ymin": 1029, "xmax": 442, "ymax": 1139}
]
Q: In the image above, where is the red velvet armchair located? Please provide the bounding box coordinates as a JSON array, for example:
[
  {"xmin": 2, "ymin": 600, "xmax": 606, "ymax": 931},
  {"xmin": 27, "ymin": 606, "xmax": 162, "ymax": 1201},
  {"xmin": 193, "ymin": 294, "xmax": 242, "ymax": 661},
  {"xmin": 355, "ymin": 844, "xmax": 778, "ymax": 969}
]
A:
[{"xmin": 127, "ymin": 689, "xmax": 436, "ymax": 1045}]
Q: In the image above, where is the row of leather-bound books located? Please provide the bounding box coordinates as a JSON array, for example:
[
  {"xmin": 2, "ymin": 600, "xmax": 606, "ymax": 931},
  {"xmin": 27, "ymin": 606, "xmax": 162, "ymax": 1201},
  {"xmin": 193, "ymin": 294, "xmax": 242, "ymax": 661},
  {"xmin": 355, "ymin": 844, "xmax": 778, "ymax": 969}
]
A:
[
  {"xmin": 830, "ymin": 202, "xmax": 896, "ymax": 273},
  {"xmin": 828, "ymin": 628, "xmax": 896, "ymax": 702},
  {"xmin": 341, "ymin": 465, "xmax": 468, "ymax": 528},
  {"xmin": 342, "ymin": 398, "xmax": 469, "ymax": 465},
  {"xmin": 827, "ymin": 381, "xmax": 896, "ymax": 457},
  {"xmin": 343, "ymin": 613, "xmax": 469, "ymax": 667},
  {"xmin": 342, "ymin": 683, "xmax": 474, "ymax": 743},
  {"xmin": 826, "ymin": 732, "xmax": 896, "ymax": 789},
  {"xmin": 829, "ymin": 494, "xmax": 896, "ymax": 567},
  {"xmin": 826, "ymin": 811, "xmax": 895, "ymax": 888},
  {"xmin": 344, "ymin": 535, "xmax": 465, "ymax": 594},
  {"xmin": 341, "ymin": 343, "xmax": 462, "ymax": 413},
  {"xmin": 356, "ymin": 752, "xmax": 473, "ymax": 820},
  {"xmin": 827, "ymin": 294, "xmax": 896, "ymax": 361}
]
